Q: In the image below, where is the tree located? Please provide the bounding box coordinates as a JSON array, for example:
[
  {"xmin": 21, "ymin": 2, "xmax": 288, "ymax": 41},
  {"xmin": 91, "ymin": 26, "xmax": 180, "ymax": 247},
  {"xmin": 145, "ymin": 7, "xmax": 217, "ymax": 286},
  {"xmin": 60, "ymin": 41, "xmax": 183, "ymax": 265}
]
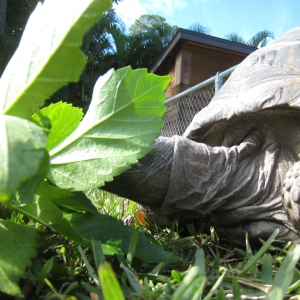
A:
[
  {"xmin": 188, "ymin": 23, "xmax": 211, "ymax": 35},
  {"xmin": 129, "ymin": 15, "xmax": 178, "ymax": 48},
  {"xmin": 0, "ymin": 0, "xmax": 40, "ymax": 74},
  {"xmin": 128, "ymin": 15, "xmax": 178, "ymax": 69},
  {"xmin": 48, "ymin": 9, "xmax": 127, "ymax": 108},
  {"xmin": 225, "ymin": 30, "xmax": 275, "ymax": 48}
]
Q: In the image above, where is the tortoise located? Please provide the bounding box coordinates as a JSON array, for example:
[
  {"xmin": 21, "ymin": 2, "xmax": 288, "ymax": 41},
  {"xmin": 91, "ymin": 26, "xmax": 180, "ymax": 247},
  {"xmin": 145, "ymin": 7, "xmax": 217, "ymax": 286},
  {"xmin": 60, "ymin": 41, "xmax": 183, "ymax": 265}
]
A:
[{"xmin": 103, "ymin": 27, "xmax": 300, "ymax": 244}]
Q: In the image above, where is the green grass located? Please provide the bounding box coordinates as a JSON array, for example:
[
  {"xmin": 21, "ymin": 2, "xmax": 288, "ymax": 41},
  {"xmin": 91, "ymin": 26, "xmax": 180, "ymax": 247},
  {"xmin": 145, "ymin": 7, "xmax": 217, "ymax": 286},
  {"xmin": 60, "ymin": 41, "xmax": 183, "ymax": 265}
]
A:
[{"xmin": 3, "ymin": 190, "xmax": 300, "ymax": 300}]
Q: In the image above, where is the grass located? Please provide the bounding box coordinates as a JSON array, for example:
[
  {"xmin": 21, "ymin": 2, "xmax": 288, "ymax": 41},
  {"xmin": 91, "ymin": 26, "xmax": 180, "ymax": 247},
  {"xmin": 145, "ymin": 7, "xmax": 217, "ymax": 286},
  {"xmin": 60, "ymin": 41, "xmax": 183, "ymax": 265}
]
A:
[{"xmin": 4, "ymin": 190, "xmax": 300, "ymax": 300}]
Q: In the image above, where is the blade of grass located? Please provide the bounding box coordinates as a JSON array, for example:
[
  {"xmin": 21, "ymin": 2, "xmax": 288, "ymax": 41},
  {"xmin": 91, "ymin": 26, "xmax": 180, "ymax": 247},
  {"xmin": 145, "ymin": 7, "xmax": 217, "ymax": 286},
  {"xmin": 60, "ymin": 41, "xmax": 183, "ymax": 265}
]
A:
[
  {"xmin": 172, "ymin": 266, "xmax": 202, "ymax": 300},
  {"xmin": 98, "ymin": 262, "xmax": 125, "ymax": 300},
  {"xmin": 195, "ymin": 248, "xmax": 206, "ymax": 276},
  {"xmin": 240, "ymin": 228, "xmax": 279, "ymax": 275},
  {"xmin": 232, "ymin": 276, "xmax": 241, "ymax": 300},
  {"xmin": 62, "ymin": 282, "xmax": 78, "ymax": 296},
  {"xmin": 260, "ymin": 253, "xmax": 273, "ymax": 285},
  {"xmin": 120, "ymin": 263, "xmax": 144, "ymax": 295},
  {"xmin": 127, "ymin": 227, "xmax": 139, "ymax": 265},
  {"xmin": 77, "ymin": 245, "xmax": 99, "ymax": 286},
  {"xmin": 181, "ymin": 277, "xmax": 207, "ymax": 300},
  {"xmin": 92, "ymin": 239, "xmax": 105, "ymax": 268},
  {"xmin": 216, "ymin": 289, "xmax": 226, "ymax": 300},
  {"xmin": 80, "ymin": 282, "xmax": 103, "ymax": 300},
  {"xmin": 166, "ymin": 218, "xmax": 177, "ymax": 249},
  {"xmin": 203, "ymin": 267, "xmax": 226, "ymax": 300},
  {"xmin": 266, "ymin": 244, "xmax": 300, "ymax": 300}
]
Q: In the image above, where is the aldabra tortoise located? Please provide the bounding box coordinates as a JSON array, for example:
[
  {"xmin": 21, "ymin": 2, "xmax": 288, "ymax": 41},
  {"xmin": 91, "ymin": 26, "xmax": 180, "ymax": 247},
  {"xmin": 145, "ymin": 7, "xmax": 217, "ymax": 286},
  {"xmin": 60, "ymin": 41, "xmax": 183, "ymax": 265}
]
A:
[{"xmin": 103, "ymin": 27, "xmax": 300, "ymax": 243}]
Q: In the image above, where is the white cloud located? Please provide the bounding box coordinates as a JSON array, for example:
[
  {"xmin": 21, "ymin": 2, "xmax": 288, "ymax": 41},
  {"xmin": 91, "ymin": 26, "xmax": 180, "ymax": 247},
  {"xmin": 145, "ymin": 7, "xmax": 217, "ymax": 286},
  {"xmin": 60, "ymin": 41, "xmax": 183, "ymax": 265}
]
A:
[
  {"xmin": 144, "ymin": 0, "xmax": 187, "ymax": 16},
  {"xmin": 113, "ymin": 0, "xmax": 147, "ymax": 27},
  {"xmin": 114, "ymin": 0, "xmax": 188, "ymax": 27}
]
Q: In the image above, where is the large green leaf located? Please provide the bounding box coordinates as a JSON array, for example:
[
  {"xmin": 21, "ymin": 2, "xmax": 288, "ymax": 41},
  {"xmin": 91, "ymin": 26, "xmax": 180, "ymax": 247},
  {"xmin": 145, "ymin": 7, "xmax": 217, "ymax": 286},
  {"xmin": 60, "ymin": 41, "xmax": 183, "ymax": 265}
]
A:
[
  {"xmin": 0, "ymin": 0, "xmax": 111, "ymax": 119},
  {"xmin": 0, "ymin": 220, "xmax": 39, "ymax": 297},
  {"xmin": 0, "ymin": 115, "xmax": 47, "ymax": 202},
  {"xmin": 65, "ymin": 213, "xmax": 181, "ymax": 263},
  {"xmin": 36, "ymin": 181, "xmax": 98, "ymax": 213},
  {"xmin": 32, "ymin": 102, "xmax": 83, "ymax": 151},
  {"xmin": 16, "ymin": 152, "xmax": 49, "ymax": 204},
  {"xmin": 8, "ymin": 196, "xmax": 87, "ymax": 247},
  {"xmin": 49, "ymin": 67, "xmax": 170, "ymax": 190}
]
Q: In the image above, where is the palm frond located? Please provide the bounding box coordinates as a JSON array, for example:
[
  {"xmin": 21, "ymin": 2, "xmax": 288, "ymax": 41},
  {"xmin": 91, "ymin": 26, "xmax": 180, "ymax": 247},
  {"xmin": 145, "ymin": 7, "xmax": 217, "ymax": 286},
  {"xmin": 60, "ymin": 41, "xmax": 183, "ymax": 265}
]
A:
[
  {"xmin": 246, "ymin": 30, "xmax": 275, "ymax": 47},
  {"xmin": 188, "ymin": 23, "xmax": 211, "ymax": 35},
  {"xmin": 225, "ymin": 32, "xmax": 246, "ymax": 44}
]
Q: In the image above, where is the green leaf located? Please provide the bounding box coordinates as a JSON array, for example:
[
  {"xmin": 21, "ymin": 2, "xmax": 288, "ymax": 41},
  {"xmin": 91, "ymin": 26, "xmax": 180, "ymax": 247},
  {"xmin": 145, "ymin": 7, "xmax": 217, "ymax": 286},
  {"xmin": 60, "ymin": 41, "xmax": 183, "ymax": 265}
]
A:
[
  {"xmin": 36, "ymin": 181, "xmax": 97, "ymax": 213},
  {"xmin": 0, "ymin": 115, "xmax": 47, "ymax": 202},
  {"xmin": 172, "ymin": 270, "xmax": 183, "ymax": 283},
  {"xmin": 0, "ymin": 220, "xmax": 39, "ymax": 297},
  {"xmin": 0, "ymin": 0, "xmax": 111, "ymax": 119},
  {"xmin": 8, "ymin": 196, "xmax": 87, "ymax": 247},
  {"xmin": 49, "ymin": 67, "xmax": 170, "ymax": 190},
  {"xmin": 37, "ymin": 257, "xmax": 54, "ymax": 279},
  {"xmin": 32, "ymin": 102, "xmax": 83, "ymax": 151},
  {"xmin": 65, "ymin": 213, "xmax": 181, "ymax": 263},
  {"xmin": 51, "ymin": 192, "xmax": 98, "ymax": 213},
  {"xmin": 99, "ymin": 262, "xmax": 125, "ymax": 300},
  {"xmin": 17, "ymin": 152, "xmax": 49, "ymax": 204}
]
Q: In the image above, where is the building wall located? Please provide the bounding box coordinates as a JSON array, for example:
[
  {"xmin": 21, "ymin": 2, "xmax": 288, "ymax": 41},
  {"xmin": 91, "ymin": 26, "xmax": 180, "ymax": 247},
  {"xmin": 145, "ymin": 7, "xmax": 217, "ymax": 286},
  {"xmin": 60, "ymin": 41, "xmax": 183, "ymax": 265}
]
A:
[
  {"xmin": 190, "ymin": 47, "xmax": 243, "ymax": 86},
  {"xmin": 164, "ymin": 46, "xmax": 247, "ymax": 98}
]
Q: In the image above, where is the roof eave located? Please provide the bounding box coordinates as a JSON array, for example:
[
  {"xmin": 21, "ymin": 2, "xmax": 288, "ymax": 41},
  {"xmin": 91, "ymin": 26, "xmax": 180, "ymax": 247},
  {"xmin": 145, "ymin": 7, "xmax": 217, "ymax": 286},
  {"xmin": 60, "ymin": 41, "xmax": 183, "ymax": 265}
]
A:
[{"xmin": 150, "ymin": 28, "xmax": 257, "ymax": 73}]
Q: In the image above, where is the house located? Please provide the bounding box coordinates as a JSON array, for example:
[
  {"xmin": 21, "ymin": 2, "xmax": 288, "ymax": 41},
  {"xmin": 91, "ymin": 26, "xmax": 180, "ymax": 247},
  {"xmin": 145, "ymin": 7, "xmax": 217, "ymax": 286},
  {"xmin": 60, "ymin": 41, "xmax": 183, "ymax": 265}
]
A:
[{"xmin": 151, "ymin": 29, "xmax": 257, "ymax": 99}]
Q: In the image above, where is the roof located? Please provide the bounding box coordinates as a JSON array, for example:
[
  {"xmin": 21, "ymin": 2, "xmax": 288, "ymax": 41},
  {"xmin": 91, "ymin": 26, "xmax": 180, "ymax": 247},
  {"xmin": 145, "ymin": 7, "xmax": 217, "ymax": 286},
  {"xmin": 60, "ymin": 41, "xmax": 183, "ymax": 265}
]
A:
[{"xmin": 150, "ymin": 28, "xmax": 257, "ymax": 73}]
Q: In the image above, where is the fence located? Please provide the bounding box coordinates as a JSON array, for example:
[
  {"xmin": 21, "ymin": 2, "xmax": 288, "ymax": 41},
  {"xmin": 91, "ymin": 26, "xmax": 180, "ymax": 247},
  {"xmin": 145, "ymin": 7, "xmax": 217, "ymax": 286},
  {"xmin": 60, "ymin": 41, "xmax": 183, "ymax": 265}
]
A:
[{"xmin": 161, "ymin": 65, "xmax": 237, "ymax": 137}]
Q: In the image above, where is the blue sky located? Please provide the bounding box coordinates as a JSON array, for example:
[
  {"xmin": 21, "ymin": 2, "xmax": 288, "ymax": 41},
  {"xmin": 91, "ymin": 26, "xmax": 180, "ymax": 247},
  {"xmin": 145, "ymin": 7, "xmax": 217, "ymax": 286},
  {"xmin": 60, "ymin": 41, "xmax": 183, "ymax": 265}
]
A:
[{"xmin": 114, "ymin": 0, "xmax": 300, "ymax": 42}]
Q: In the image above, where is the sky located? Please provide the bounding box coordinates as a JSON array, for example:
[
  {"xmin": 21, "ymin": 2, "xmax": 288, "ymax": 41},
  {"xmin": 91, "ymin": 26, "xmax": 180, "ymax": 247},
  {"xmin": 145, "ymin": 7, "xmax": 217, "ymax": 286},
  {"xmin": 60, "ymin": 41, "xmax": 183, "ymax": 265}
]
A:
[{"xmin": 113, "ymin": 0, "xmax": 300, "ymax": 42}]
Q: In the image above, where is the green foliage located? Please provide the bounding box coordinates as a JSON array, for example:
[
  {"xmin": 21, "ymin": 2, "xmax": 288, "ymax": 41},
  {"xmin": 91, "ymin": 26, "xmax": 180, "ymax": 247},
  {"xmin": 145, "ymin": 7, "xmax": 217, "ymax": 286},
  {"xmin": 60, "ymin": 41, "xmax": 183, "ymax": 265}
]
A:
[
  {"xmin": 129, "ymin": 15, "xmax": 178, "ymax": 48},
  {"xmin": 0, "ymin": 0, "xmax": 173, "ymax": 297},
  {"xmin": 188, "ymin": 23, "xmax": 211, "ymax": 35},
  {"xmin": 0, "ymin": 0, "xmax": 111, "ymax": 119},
  {"xmin": 0, "ymin": 115, "xmax": 47, "ymax": 201},
  {"xmin": 0, "ymin": 1, "xmax": 298, "ymax": 299},
  {"xmin": 48, "ymin": 67, "xmax": 169, "ymax": 190},
  {"xmin": 0, "ymin": 220, "xmax": 39, "ymax": 296},
  {"xmin": 225, "ymin": 30, "xmax": 275, "ymax": 47},
  {"xmin": 65, "ymin": 213, "xmax": 181, "ymax": 263},
  {"xmin": 32, "ymin": 102, "xmax": 84, "ymax": 151},
  {"xmin": 99, "ymin": 262, "xmax": 125, "ymax": 300}
]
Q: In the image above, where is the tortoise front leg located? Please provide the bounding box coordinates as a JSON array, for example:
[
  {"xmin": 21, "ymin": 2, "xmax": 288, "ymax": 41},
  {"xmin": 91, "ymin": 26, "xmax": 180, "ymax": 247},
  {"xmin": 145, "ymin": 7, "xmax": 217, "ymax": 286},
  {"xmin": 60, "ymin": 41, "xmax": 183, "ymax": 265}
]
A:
[
  {"xmin": 214, "ymin": 220, "xmax": 300, "ymax": 245},
  {"xmin": 103, "ymin": 136, "xmax": 174, "ymax": 206},
  {"xmin": 282, "ymin": 161, "xmax": 300, "ymax": 233}
]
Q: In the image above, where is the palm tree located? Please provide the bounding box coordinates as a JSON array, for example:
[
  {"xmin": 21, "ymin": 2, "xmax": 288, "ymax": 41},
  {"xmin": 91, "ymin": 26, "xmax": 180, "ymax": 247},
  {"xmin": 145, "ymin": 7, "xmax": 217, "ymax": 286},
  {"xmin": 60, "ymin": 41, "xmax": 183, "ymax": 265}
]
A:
[
  {"xmin": 188, "ymin": 23, "xmax": 211, "ymax": 35},
  {"xmin": 225, "ymin": 30, "xmax": 274, "ymax": 47},
  {"xmin": 128, "ymin": 15, "xmax": 178, "ymax": 69}
]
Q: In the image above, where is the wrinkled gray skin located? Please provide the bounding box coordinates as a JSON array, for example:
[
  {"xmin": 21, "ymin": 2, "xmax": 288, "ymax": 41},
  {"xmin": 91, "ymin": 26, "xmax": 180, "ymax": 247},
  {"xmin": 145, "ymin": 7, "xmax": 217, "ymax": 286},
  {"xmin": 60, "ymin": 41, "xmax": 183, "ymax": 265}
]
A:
[{"xmin": 104, "ymin": 27, "xmax": 300, "ymax": 244}]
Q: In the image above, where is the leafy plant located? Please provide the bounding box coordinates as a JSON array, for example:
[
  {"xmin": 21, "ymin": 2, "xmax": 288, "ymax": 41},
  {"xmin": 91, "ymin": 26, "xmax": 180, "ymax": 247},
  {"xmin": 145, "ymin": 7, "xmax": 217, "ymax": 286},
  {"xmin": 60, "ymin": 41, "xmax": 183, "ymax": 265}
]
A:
[{"xmin": 0, "ymin": 0, "xmax": 174, "ymax": 297}]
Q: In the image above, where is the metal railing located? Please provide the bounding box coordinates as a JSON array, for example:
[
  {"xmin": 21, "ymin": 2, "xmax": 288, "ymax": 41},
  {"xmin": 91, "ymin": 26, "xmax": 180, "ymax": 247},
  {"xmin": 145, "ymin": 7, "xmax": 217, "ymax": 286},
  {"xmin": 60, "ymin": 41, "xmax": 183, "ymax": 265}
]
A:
[{"xmin": 161, "ymin": 65, "xmax": 237, "ymax": 136}]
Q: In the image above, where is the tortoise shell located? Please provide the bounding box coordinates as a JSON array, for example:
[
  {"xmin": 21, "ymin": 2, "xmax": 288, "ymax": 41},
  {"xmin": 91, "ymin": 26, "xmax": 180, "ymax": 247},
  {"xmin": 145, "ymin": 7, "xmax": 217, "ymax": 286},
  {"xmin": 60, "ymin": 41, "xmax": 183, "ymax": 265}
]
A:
[{"xmin": 184, "ymin": 27, "xmax": 300, "ymax": 150}]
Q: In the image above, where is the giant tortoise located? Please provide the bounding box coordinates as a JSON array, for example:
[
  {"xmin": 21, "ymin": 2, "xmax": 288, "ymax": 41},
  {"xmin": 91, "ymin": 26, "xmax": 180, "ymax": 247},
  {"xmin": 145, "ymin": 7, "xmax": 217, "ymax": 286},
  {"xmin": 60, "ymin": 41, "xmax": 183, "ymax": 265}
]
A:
[{"xmin": 103, "ymin": 27, "xmax": 300, "ymax": 244}]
